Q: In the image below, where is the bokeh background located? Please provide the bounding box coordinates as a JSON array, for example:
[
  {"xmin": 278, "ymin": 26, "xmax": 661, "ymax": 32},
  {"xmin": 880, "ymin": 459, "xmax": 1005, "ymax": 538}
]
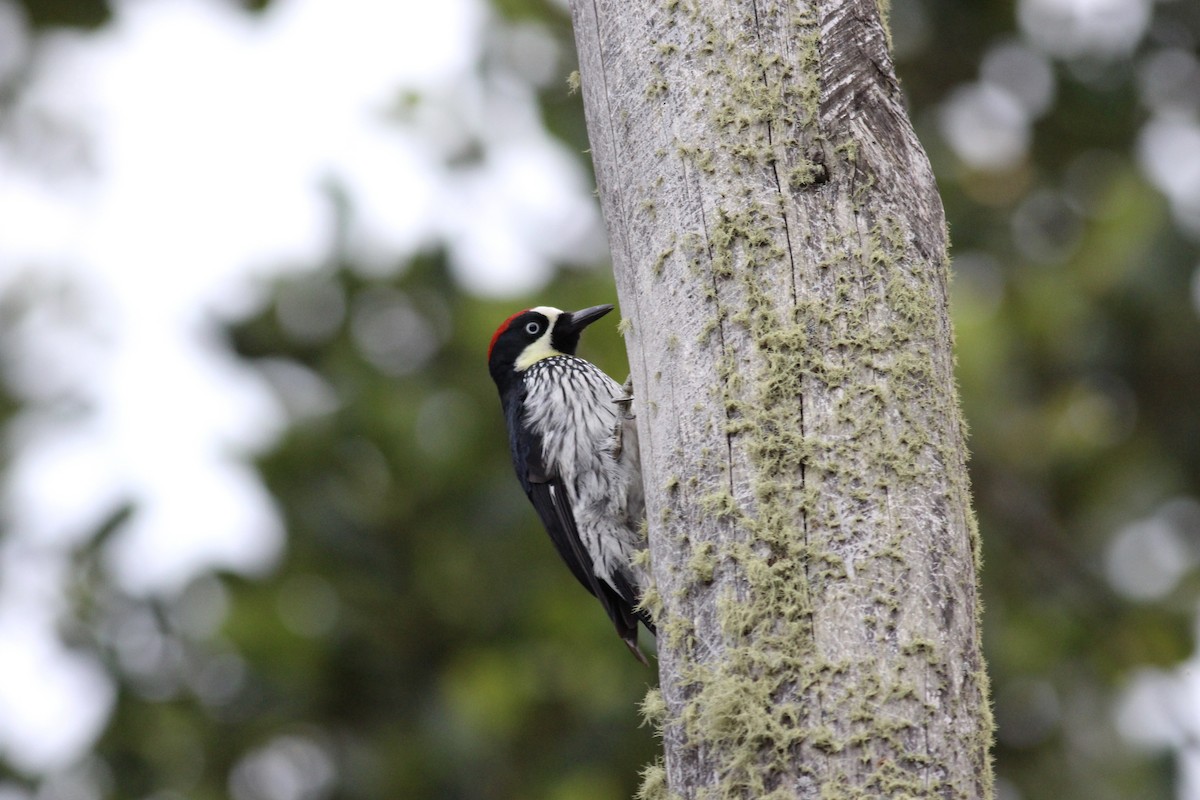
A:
[{"xmin": 0, "ymin": 0, "xmax": 1198, "ymax": 798}]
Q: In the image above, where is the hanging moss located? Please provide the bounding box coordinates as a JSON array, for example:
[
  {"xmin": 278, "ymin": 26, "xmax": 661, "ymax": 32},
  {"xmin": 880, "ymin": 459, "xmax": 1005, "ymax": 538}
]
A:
[{"xmin": 622, "ymin": 0, "xmax": 992, "ymax": 796}]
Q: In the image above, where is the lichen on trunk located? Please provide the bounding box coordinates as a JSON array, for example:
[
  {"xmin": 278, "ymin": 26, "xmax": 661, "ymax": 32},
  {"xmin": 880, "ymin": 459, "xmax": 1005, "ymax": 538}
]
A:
[{"xmin": 568, "ymin": 0, "xmax": 994, "ymax": 797}]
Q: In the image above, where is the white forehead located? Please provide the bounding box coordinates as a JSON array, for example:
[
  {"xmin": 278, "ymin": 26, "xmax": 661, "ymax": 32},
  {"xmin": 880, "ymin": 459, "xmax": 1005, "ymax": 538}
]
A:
[{"xmin": 529, "ymin": 306, "xmax": 563, "ymax": 322}]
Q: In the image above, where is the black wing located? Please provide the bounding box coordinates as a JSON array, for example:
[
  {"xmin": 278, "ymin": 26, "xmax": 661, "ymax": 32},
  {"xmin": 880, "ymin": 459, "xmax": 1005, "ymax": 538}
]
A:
[{"xmin": 523, "ymin": 434, "xmax": 649, "ymax": 664}]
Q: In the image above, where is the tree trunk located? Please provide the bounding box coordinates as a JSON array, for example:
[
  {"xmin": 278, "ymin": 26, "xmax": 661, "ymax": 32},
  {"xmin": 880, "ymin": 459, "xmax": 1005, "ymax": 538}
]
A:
[{"xmin": 568, "ymin": 0, "xmax": 993, "ymax": 797}]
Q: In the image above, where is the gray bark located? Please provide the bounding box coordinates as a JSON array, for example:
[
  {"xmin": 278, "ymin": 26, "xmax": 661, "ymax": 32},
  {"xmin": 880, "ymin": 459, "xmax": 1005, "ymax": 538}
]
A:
[{"xmin": 568, "ymin": 0, "xmax": 994, "ymax": 797}]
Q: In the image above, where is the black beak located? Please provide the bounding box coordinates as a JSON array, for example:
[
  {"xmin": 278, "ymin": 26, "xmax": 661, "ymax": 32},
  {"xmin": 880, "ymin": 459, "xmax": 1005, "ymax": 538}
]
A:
[
  {"xmin": 552, "ymin": 304, "xmax": 614, "ymax": 355},
  {"xmin": 562, "ymin": 304, "xmax": 614, "ymax": 334}
]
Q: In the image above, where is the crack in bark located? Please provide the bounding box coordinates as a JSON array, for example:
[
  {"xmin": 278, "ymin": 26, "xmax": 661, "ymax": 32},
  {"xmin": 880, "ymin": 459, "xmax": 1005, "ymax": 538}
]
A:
[{"xmin": 587, "ymin": 0, "xmax": 657, "ymax": 473}]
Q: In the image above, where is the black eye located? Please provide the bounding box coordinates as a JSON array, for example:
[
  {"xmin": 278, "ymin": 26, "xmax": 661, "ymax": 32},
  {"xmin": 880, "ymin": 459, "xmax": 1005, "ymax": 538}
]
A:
[{"xmin": 525, "ymin": 321, "xmax": 541, "ymax": 335}]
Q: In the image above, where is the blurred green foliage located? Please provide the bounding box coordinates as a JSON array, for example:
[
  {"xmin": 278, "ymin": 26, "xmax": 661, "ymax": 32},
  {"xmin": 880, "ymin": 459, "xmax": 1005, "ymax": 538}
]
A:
[
  {"xmin": 2, "ymin": 0, "xmax": 1200, "ymax": 798},
  {"xmin": 56, "ymin": 252, "xmax": 657, "ymax": 800},
  {"xmin": 11, "ymin": 0, "xmax": 110, "ymax": 29}
]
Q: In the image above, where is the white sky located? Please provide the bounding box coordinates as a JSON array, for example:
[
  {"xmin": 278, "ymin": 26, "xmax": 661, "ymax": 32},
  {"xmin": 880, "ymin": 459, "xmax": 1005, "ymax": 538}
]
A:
[{"xmin": 0, "ymin": 0, "xmax": 603, "ymax": 773}]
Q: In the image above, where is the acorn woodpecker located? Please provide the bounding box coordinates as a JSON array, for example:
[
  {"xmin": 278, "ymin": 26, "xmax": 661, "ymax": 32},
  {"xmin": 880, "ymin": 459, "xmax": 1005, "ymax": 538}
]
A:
[{"xmin": 487, "ymin": 304, "xmax": 654, "ymax": 663}]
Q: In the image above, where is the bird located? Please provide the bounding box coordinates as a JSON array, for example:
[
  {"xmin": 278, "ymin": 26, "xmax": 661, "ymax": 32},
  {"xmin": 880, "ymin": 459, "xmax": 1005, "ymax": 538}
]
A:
[{"xmin": 487, "ymin": 304, "xmax": 654, "ymax": 663}]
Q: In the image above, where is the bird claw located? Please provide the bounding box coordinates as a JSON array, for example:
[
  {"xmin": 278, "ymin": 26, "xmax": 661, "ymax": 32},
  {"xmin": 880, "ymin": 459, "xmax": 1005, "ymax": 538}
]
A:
[
  {"xmin": 612, "ymin": 375, "xmax": 635, "ymax": 415},
  {"xmin": 612, "ymin": 376, "xmax": 636, "ymax": 459}
]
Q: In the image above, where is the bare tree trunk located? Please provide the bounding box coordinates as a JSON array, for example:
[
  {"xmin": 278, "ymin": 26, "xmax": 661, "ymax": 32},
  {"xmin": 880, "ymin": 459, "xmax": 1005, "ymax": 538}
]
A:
[{"xmin": 568, "ymin": 0, "xmax": 993, "ymax": 797}]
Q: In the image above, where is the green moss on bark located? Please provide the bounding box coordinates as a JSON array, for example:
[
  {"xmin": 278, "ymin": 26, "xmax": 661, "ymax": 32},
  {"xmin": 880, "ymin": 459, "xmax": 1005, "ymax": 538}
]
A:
[{"xmin": 618, "ymin": 0, "xmax": 990, "ymax": 796}]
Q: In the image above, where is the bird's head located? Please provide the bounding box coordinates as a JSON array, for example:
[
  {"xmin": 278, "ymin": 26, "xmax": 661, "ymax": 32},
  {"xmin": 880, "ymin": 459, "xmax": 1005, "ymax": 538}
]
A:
[{"xmin": 487, "ymin": 304, "xmax": 614, "ymax": 384}]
